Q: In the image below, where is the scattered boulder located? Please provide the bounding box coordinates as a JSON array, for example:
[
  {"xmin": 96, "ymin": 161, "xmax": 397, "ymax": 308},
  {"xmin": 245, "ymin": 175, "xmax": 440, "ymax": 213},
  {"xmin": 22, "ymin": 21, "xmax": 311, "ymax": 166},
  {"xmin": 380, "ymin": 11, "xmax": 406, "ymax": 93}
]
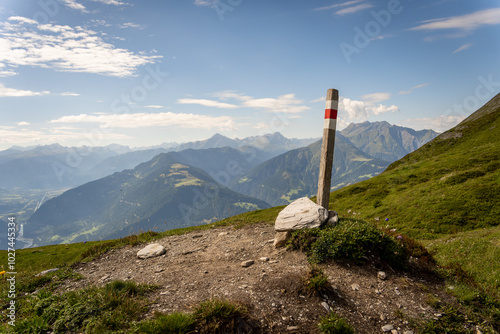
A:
[
  {"xmin": 378, "ymin": 271, "xmax": 387, "ymax": 280},
  {"xmin": 325, "ymin": 210, "xmax": 339, "ymax": 227},
  {"xmin": 36, "ymin": 268, "xmax": 59, "ymax": 277},
  {"xmin": 274, "ymin": 197, "xmax": 328, "ymax": 232},
  {"xmin": 274, "ymin": 231, "xmax": 291, "ymax": 248},
  {"xmin": 382, "ymin": 324, "xmax": 394, "ymax": 332},
  {"xmin": 137, "ymin": 243, "xmax": 166, "ymax": 259},
  {"xmin": 241, "ymin": 260, "xmax": 254, "ymax": 268}
]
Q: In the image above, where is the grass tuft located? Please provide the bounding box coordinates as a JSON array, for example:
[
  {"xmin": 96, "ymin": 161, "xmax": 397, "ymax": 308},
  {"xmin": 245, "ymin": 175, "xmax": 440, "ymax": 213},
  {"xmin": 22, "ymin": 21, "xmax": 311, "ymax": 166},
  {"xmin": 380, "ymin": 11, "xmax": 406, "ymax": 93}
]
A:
[{"xmin": 318, "ymin": 312, "xmax": 355, "ymax": 334}]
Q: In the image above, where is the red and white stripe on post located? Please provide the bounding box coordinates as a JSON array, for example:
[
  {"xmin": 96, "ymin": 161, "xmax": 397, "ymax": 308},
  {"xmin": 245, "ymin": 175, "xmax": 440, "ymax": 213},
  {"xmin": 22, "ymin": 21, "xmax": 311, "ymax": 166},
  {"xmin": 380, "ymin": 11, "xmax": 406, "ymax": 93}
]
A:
[
  {"xmin": 317, "ymin": 89, "xmax": 339, "ymax": 210},
  {"xmin": 324, "ymin": 98, "xmax": 339, "ymax": 130}
]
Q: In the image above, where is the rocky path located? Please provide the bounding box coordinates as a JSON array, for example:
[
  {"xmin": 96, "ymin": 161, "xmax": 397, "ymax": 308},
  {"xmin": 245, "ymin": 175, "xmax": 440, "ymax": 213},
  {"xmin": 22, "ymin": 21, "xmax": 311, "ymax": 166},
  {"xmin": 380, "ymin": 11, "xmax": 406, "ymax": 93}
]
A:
[{"xmin": 64, "ymin": 223, "xmax": 450, "ymax": 333}]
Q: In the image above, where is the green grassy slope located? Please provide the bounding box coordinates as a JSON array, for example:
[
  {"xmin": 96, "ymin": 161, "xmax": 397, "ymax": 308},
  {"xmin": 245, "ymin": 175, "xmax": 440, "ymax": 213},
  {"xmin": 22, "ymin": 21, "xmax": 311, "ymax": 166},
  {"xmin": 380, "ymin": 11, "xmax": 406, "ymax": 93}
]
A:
[{"xmin": 328, "ymin": 93, "xmax": 500, "ymax": 240}]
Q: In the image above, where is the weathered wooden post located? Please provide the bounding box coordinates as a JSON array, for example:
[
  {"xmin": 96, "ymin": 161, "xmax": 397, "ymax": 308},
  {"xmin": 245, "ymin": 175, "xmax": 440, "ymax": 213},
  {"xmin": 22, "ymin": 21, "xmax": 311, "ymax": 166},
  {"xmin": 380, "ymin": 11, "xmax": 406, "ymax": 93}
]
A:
[{"xmin": 317, "ymin": 88, "xmax": 338, "ymax": 209}]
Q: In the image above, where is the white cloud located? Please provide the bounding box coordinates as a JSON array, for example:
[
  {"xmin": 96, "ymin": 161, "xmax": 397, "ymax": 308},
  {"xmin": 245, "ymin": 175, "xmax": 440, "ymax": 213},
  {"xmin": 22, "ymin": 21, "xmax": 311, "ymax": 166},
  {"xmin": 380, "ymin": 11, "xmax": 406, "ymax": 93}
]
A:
[
  {"xmin": 61, "ymin": 0, "xmax": 88, "ymax": 12},
  {"xmin": 144, "ymin": 105, "xmax": 170, "ymax": 109},
  {"xmin": 242, "ymin": 94, "xmax": 310, "ymax": 114},
  {"xmin": 209, "ymin": 90, "xmax": 252, "ymax": 101},
  {"xmin": 361, "ymin": 92, "xmax": 391, "ymax": 103},
  {"xmin": 398, "ymin": 83, "xmax": 430, "ymax": 95},
  {"xmin": 339, "ymin": 96, "xmax": 399, "ymax": 121},
  {"xmin": 0, "ymin": 16, "xmax": 160, "ymax": 77},
  {"xmin": 0, "ymin": 128, "xmax": 130, "ymax": 148},
  {"xmin": 179, "ymin": 92, "xmax": 310, "ymax": 114},
  {"xmin": 50, "ymin": 112, "xmax": 237, "ymax": 130},
  {"xmin": 194, "ymin": 0, "xmax": 214, "ymax": 6},
  {"xmin": 120, "ymin": 22, "xmax": 144, "ymax": 29},
  {"xmin": 310, "ymin": 97, "xmax": 325, "ymax": 103},
  {"xmin": 177, "ymin": 99, "xmax": 239, "ymax": 109},
  {"xmin": 17, "ymin": 122, "xmax": 30, "ymax": 126},
  {"xmin": 0, "ymin": 84, "xmax": 50, "ymax": 97},
  {"xmin": 370, "ymin": 104, "xmax": 399, "ymax": 115},
  {"xmin": 60, "ymin": 92, "xmax": 80, "ymax": 96},
  {"xmin": 452, "ymin": 43, "xmax": 472, "ymax": 54},
  {"xmin": 398, "ymin": 114, "xmax": 465, "ymax": 132},
  {"xmin": 90, "ymin": 0, "xmax": 128, "ymax": 5},
  {"xmin": 335, "ymin": 3, "xmax": 374, "ymax": 15},
  {"xmin": 409, "ymin": 8, "xmax": 500, "ymax": 32},
  {"xmin": 313, "ymin": 0, "xmax": 363, "ymax": 11}
]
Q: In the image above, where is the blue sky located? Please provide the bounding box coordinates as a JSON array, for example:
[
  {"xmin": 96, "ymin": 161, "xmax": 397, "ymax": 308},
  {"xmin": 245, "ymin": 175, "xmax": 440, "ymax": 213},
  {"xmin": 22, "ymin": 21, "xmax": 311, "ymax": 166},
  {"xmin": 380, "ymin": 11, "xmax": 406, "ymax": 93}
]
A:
[{"xmin": 0, "ymin": 0, "xmax": 499, "ymax": 149}]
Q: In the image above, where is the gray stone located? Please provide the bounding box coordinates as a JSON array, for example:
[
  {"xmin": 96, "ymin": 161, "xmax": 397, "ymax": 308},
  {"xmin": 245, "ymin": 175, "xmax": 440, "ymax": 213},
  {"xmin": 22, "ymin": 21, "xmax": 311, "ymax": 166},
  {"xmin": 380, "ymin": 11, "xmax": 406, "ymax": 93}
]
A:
[
  {"xmin": 274, "ymin": 231, "xmax": 291, "ymax": 248},
  {"xmin": 321, "ymin": 301, "xmax": 330, "ymax": 311},
  {"xmin": 351, "ymin": 283, "xmax": 360, "ymax": 291},
  {"xmin": 36, "ymin": 268, "xmax": 59, "ymax": 276},
  {"xmin": 241, "ymin": 260, "xmax": 254, "ymax": 267},
  {"xmin": 382, "ymin": 324, "xmax": 394, "ymax": 332},
  {"xmin": 137, "ymin": 243, "xmax": 166, "ymax": 259},
  {"xmin": 325, "ymin": 210, "xmax": 339, "ymax": 227},
  {"xmin": 378, "ymin": 271, "xmax": 387, "ymax": 280},
  {"xmin": 275, "ymin": 197, "xmax": 328, "ymax": 232}
]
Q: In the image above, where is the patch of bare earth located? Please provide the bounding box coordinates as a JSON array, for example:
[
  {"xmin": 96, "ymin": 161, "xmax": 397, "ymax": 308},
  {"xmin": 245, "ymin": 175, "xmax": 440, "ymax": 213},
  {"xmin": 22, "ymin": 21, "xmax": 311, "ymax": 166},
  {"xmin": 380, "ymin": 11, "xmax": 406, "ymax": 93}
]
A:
[{"xmin": 62, "ymin": 223, "xmax": 452, "ymax": 333}]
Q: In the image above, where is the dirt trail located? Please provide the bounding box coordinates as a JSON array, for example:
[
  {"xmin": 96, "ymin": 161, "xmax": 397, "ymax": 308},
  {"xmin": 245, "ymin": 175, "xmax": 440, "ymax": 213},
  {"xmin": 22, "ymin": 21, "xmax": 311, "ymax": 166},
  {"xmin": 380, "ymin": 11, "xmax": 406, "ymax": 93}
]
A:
[{"xmin": 64, "ymin": 223, "xmax": 451, "ymax": 333}]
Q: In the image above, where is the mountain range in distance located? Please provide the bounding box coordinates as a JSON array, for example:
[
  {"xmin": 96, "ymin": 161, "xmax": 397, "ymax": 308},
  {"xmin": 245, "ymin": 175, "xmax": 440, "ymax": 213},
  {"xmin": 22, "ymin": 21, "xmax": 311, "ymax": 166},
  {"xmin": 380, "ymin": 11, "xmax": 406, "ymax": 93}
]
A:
[
  {"xmin": 25, "ymin": 152, "xmax": 271, "ymax": 247},
  {"xmin": 1, "ymin": 121, "xmax": 438, "ymax": 247}
]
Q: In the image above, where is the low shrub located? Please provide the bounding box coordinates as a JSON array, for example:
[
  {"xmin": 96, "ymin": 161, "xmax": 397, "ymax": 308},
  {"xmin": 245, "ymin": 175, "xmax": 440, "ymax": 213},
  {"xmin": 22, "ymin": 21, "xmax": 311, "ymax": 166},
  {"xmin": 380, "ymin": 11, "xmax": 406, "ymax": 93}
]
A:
[{"xmin": 289, "ymin": 218, "xmax": 407, "ymax": 268}]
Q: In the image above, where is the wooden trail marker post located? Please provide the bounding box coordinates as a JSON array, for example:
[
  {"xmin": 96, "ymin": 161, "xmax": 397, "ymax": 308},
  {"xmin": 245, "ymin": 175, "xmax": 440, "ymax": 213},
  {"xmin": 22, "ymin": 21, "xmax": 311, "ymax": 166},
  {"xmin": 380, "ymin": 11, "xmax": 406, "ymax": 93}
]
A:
[{"xmin": 317, "ymin": 88, "xmax": 339, "ymax": 209}]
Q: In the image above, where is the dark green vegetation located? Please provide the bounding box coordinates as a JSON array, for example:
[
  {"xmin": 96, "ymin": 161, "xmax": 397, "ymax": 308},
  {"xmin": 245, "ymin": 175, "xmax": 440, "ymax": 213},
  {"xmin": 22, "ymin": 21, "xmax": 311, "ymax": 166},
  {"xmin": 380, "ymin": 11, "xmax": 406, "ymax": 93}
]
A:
[
  {"xmin": 26, "ymin": 153, "xmax": 271, "ymax": 247},
  {"xmin": 0, "ymin": 272, "xmax": 253, "ymax": 334},
  {"xmin": 318, "ymin": 312, "xmax": 355, "ymax": 334},
  {"xmin": 288, "ymin": 218, "xmax": 432, "ymax": 270},
  {"xmin": 230, "ymin": 134, "xmax": 390, "ymax": 206}
]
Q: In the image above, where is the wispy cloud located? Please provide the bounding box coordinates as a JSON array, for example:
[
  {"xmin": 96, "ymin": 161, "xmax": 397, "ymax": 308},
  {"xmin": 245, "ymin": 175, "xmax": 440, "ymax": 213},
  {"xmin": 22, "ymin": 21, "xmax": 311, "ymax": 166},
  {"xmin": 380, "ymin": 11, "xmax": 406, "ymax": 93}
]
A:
[
  {"xmin": 178, "ymin": 92, "xmax": 311, "ymax": 114},
  {"xmin": 60, "ymin": 92, "xmax": 80, "ymax": 96},
  {"xmin": 0, "ymin": 127, "xmax": 130, "ymax": 147},
  {"xmin": 242, "ymin": 94, "xmax": 310, "ymax": 114},
  {"xmin": 361, "ymin": 92, "xmax": 391, "ymax": 104},
  {"xmin": 50, "ymin": 112, "xmax": 236, "ymax": 130},
  {"xmin": 209, "ymin": 90, "xmax": 252, "ymax": 101},
  {"xmin": 177, "ymin": 99, "xmax": 239, "ymax": 109},
  {"xmin": 451, "ymin": 43, "xmax": 472, "ymax": 54},
  {"xmin": 193, "ymin": 0, "xmax": 214, "ymax": 7},
  {"xmin": 335, "ymin": 3, "xmax": 374, "ymax": 15},
  {"xmin": 313, "ymin": 0, "xmax": 363, "ymax": 11},
  {"xmin": 0, "ymin": 84, "xmax": 49, "ymax": 97},
  {"xmin": 313, "ymin": 0, "xmax": 373, "ymax": 15},
  {"xmin": 398, "ymin": 83, "xmax": 430, "ymax": 95},
  {"xmin": 0, "ymin": 16, "xmax": 160, "ymax": 77},
  {"xmin": 17, "ymin": 122, "xmax": 30, "ymax": 126},
  {"xmin": 143, "ymin": 105, "xmax": 170, "ymax": 109},
  {"xmin": 120, "ymin": 22, "xmax": 144, "ymax": 29},
  {"xmin": 90, "ymin": 0, "xmax": 128, "ymax": 6},
  {"xmin": 409, "ymin": 8, "xmax": 500, "ymax": 32},
  {"xmin": 398, "ymin": 114, "xmax": 465, "ymax": 132}
]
